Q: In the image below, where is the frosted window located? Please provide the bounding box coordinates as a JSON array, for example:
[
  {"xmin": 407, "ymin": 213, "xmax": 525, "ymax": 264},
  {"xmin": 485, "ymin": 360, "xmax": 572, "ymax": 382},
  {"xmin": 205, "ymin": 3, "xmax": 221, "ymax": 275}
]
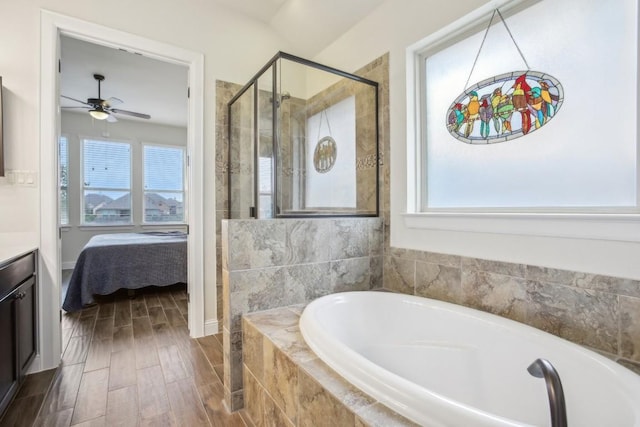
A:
[
  {"xmin": 424, "ymin": 0, "xmax": 637, "ymax": 208},
  {"xmin": 305, "ymin": 96, "xmax": 356, "ymax": 208}
]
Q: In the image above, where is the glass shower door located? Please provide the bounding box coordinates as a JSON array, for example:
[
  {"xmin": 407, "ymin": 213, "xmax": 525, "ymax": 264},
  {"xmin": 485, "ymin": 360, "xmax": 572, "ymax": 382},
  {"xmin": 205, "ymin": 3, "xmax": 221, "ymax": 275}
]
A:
[
  {"xmin": 256, "ymin": 65, "xmax": 275, "ymax": 218},
  {"xmin": 228, "ymin": 83, "xmax": 254, "ymax": 219}
]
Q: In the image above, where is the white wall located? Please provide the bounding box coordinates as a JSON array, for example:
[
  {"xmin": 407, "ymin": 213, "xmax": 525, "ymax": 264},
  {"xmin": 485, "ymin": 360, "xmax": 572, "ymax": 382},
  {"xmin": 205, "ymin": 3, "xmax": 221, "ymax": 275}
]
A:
[
  {"xmin": 0, "ymin": 0, "xmax": 292, "ymax": 329},
  {"xmin": 314, "ymin": 0, "xmax": 640, "ymax": 281},
  {"xmin": 60, "ymin": 111, "xmax": 187, "ymax": 266}
]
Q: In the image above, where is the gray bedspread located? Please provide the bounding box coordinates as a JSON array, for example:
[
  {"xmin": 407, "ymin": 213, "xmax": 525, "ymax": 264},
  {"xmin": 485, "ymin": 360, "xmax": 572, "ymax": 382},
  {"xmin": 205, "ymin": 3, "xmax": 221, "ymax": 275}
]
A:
[{"xmin": 63, "ymin": 232, "xmax": 187, "ymax": 312}]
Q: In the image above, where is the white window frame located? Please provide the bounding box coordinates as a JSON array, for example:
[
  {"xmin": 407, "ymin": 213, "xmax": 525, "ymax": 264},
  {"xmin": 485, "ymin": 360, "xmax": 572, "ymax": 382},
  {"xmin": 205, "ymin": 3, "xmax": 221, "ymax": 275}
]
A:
[
  {"xmin": 142, "ymin": 142, "xmax": 187, "ymax": 225},
  {"xmin": 404, "ymin": 0, "xmax": 640, "ymax": 243},
  {"xmin": 81, "ymin": 137, "xmax": 133, "ymax": 226}
]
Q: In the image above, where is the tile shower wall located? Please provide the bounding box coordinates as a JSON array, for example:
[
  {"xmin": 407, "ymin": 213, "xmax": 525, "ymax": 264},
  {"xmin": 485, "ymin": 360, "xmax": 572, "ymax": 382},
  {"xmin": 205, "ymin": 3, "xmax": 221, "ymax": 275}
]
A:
[
  {"xmin": 215, "ymin": 80, "xmax": 243, "ymax": 324},
  {"xmin": 221, "ymin": 217, "xmax": 383, "ymax": 411},
  {"xmin": 383, "ymin": 247, "xmax": 640, "ymax": 374},
  {"xmin": 214, "ymin": 53, "xmax": 390, "ymax": 324},
  {"xmin": 284, "ymin": 73, "xmax": 378, "ymax": 214},
  {"xmin": 216, "ymin": 54, "xmax": 390, "ymax": 413}
]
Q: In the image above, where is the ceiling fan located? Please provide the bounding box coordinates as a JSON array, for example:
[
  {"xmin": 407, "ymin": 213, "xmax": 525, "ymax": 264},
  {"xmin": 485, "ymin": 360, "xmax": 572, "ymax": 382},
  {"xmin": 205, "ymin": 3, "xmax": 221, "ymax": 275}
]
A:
[{"xmin": 61, "ymin": 74, "xmax": 151, "ymax": 122}]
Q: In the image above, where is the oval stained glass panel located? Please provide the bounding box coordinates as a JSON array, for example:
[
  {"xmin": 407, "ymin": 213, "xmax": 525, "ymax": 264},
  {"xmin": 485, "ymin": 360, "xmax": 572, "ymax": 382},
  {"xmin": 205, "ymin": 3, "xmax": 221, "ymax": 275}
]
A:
[{"xmin": 446, "ymin": 70, "xmax": 564, "ymax": 144}]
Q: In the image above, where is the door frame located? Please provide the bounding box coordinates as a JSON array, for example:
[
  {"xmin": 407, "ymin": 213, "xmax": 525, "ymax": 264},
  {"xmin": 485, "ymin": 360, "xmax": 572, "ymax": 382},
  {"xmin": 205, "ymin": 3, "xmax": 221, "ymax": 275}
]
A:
[{"xmin": 39, "ymin": 10, "xmax": 205, "ymax": 370}]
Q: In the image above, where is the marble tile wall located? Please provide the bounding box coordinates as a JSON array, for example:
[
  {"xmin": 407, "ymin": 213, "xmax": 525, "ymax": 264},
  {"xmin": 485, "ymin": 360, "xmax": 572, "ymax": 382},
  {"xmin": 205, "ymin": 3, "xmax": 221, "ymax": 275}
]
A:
[
  {"xmin": 242, "ymin": 306, "xmax": 418, "ymax": 426},
  {"xmin": 221, "ymin": 217, "xmax": 383, "ymax": 411},
  {"xmin": 216, "ymin": 53, "xmax": 389, "ymax": 323},
  {"xmin": 383, "ymin": 247, "xmax": 640, "ymax": 374},
  {"xmin": 216, "ymin": 80, "xmax": 243, "ymax": 323}
]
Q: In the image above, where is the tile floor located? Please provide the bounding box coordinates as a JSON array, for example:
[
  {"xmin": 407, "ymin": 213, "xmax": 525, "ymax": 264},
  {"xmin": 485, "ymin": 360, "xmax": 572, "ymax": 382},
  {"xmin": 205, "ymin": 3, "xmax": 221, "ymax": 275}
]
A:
[{"xmin": 1, "ymin": 284, "xmax": 251, "ymax": 427}]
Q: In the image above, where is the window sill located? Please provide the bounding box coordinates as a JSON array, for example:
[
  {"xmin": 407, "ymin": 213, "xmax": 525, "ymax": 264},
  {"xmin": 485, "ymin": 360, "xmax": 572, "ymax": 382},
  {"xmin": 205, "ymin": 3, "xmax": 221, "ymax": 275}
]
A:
[
  {"xmin": 402, "ymin": 212, "xmax": 640, "ymax": 243},
  {"xmin": 78, "ymin": 225, "xmax": 134, "ymax": 231}
]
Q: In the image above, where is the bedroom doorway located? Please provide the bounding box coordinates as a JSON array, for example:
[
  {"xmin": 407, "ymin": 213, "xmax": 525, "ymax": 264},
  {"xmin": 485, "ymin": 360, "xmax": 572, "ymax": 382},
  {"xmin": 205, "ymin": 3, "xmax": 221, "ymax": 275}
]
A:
[
  {"xmin": 39, "ymin": 11, "xmax": 206, "ymax": 372},
  {"xmin": 59, "ymin": 35, "xmax": 190, "ymax": 310}
]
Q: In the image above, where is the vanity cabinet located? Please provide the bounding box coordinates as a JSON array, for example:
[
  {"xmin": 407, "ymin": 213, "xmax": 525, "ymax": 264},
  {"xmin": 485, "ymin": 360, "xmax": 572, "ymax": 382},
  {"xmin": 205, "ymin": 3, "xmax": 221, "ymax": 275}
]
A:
[{"xmin": 0, "ymin": 251, "xmax": 37, "ymax": 418}]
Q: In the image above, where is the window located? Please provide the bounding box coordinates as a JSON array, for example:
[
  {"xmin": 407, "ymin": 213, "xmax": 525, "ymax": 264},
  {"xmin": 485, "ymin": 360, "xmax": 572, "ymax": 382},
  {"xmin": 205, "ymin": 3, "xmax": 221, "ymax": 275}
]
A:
[
  {"xmin": 415, "ymin": 0, "xmax": 638, "ymax": 212},
  {"xmin": 258, "ymin": 156, "xmax": 273, "ymax": 218},
  {"xmin": 305, "ymin": 96, "xmax": 356, "ymax": 209},
  {"xmin": 143, "ymin": 144, "xmax": 185, "ymax": 223},
  {"xmin": 82, "ymin": 139, "xmax": 132, "ymax": 224},
  {"xmin": 59, "ymin": 136, "xmax": 69, "ymax": 225}
]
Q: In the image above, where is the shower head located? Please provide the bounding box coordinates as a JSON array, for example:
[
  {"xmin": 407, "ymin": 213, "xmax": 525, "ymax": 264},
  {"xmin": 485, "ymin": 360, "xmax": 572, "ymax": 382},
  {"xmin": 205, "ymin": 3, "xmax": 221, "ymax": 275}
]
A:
[{"xmin": 271, "ymin": 91, "xmax": 291, "ymax": 108}]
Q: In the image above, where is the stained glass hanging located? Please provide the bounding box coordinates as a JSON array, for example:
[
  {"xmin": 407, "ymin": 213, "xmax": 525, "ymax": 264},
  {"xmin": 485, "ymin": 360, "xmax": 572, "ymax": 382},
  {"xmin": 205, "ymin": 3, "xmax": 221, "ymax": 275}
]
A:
[{"xmin": 446, "ymin": 9, "xmax": 564, "ymax": 144}]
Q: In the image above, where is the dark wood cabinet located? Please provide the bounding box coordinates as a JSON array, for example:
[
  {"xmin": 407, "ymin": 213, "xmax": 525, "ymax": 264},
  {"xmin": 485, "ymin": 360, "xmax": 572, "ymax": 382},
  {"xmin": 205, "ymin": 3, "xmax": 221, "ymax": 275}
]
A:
[{"xmin": 0, "ymin": 251, "xmax": 37, "ymax": 418}]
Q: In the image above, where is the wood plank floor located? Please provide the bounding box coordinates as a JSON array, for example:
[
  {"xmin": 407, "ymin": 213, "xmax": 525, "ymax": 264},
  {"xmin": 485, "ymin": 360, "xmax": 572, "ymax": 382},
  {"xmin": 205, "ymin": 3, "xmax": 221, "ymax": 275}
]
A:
[{"xmin": 1, "ymin": 284, "xmax": 251, "ymax": 427}]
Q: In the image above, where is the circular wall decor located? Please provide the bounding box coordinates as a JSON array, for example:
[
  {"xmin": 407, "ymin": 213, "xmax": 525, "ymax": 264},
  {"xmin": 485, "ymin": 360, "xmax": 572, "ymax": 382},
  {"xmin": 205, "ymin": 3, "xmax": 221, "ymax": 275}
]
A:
[{"xmin": 313, "ymin": 136, "xmax": 337, "ymax": 173}]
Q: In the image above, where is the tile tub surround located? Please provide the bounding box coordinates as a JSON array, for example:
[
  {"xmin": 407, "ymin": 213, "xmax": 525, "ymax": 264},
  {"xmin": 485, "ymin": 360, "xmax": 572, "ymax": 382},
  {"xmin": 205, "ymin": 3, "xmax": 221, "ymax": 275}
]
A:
[
  {"xmin": 242, "ymin": 306, "xmax": 418, "ymax": 427},
  {"xmin": 383, "ymin": 247, "xmax": 640, "ymax": 374},
  {"xmin": 222, "ymin": 217, "xmax": 383, "ymax": 411}
]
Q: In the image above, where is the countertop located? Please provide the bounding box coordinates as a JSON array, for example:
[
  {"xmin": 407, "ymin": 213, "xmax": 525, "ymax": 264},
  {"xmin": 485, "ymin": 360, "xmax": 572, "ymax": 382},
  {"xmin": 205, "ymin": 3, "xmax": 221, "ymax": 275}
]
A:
[{"xmin": 0, "ymin": 232, "xmax": 38, "ymax": 266}]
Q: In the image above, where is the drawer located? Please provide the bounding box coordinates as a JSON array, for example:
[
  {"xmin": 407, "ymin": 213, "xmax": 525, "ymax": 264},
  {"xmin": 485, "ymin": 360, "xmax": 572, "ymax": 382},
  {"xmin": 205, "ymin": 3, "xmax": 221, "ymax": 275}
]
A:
[{"xmin": 0, "ymin": 252, "xmax": 35, "ymax": 301}]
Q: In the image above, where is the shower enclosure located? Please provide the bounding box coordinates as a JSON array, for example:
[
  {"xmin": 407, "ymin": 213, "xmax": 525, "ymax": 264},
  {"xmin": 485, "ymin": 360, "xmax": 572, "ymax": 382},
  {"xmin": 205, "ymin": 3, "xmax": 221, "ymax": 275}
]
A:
[{"xmin": 228, "ymin": 52, "xmax": 379, "ymax": 218}]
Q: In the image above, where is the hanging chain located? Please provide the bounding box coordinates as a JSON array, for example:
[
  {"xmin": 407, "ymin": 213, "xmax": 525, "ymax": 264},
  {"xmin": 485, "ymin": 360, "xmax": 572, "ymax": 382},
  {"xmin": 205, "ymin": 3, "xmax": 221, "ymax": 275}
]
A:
[
  {"xmin": 464, "ymin": 9, "xmax": 497, "ymax": 91},
  {"xmin": 496, "ymin": 9, "xmax": 530, "ymax": 70},
  {"xmin": 464, "ymin": 8, "xmax": 531, "ymax": 91},
  {"xmin": 316, "ymin": 108, "xmax": 334, "ymax": 142}
]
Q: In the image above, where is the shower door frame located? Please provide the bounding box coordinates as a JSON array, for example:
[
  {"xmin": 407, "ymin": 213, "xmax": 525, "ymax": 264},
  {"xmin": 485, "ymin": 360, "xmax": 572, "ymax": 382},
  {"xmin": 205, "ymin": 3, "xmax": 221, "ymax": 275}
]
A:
[{"xmin": 228, "ymin": 51, "xmax": 380, "ymax": 218}]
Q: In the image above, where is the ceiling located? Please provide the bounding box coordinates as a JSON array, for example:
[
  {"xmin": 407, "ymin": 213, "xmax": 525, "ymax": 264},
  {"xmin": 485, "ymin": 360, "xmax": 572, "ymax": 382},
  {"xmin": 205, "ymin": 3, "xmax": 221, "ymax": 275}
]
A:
[
  {"xmin": 60, "ymin": 0, "xmax": 384, "ymax": 128},
  {"xmin": 212, "ymin": 0, "xmax": 386, "ymax": 56},
  {"xmin": 60, "ymin": 36, "xmax": 188, "ymax": 128}
]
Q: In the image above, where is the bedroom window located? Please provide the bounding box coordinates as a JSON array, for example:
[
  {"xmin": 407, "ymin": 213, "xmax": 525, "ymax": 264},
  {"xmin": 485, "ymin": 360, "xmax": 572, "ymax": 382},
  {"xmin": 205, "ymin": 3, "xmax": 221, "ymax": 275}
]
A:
[
  {"xmin": 143, "ymin": 144, "xmax": 185, "ymax": 223},
  {"xmin": 415, "ymin": 0, "xmax": 638, "ymax": 211},
  {"xmin": 59, "ymin": 136, "xmax": 69, "ymax": 225},
  {"xmin": 82, "ymin": 139, "xmax": 132, "ymax": 225}
]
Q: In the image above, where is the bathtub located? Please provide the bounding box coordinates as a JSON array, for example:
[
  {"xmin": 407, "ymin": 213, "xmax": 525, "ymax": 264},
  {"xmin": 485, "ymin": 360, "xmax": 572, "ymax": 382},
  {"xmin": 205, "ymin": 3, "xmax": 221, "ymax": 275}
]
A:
[{"xmin": 299, "ymin": 292, "xmax": 640, "ymax": 427}]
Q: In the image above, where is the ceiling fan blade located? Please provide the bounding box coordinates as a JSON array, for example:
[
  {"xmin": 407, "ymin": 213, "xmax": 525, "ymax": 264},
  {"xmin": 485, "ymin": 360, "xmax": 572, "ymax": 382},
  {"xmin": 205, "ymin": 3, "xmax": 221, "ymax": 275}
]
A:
[
  {"xmin": 61, "ymin": 95, "xmax": 91, "ymax": 106},
  {"xmin": 104, "ymin": 97, "xmax": 123, "ymax": 108},
  {"xmin": 106, "ymin": 113, "xmax": 118, "ymax": 123},
  {"xmin": 110, "ymin": 108, "xmax": 151, "ymax": 120}
]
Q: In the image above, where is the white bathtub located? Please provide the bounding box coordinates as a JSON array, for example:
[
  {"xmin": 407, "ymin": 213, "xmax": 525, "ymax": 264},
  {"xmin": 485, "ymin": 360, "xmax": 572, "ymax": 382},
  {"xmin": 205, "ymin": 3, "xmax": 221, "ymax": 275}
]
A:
[{"xmin": 299, "ymin": 291, "xmax": 640, "ymax": 427}]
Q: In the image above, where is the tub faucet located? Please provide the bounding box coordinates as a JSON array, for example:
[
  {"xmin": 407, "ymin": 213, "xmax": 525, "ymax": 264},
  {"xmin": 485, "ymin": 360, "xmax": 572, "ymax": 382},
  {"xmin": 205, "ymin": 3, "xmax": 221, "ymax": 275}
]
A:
[{"xmin": 527, "ymin": 358, "xmax": 567, "ymax": 427}]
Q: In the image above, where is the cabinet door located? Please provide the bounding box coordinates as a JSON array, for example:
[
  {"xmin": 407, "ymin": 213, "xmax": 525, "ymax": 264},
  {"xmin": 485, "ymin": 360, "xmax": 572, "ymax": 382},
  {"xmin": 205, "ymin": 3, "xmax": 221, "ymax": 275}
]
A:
[
  {"xmin": 0, "ymin": 295, "xmax": 18, "ymax": 416},
  {"xmin": 16, "ymin": 277, "xmax": 36, "ymax": 373}
]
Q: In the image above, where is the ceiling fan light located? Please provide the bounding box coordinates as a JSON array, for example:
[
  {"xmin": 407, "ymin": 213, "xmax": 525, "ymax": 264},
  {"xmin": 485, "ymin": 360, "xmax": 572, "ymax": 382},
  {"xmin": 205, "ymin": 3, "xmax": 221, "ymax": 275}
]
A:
[{"xmin": 89, "ymin": 108, "xmax": 109, "ymax": 120}]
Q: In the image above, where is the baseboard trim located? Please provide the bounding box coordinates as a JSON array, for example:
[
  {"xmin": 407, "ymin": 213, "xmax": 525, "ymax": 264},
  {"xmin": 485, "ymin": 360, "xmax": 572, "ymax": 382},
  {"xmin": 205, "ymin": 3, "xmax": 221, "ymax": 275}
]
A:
[{"xmin": 204, "ymin": 319, "xmax": 220, "ymax": 336}]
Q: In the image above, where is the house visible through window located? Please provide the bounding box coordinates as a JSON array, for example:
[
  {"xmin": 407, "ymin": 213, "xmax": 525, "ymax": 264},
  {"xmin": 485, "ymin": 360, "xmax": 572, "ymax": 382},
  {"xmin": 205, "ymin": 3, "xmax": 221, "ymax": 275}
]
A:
[
  {"xmin": 59, "ymin": 136, "xmax": 69, "ymax": 225},
  {"xmin": 143, "ymin": 144, "xmax": 185, "ymax": 223},
  {"xmin": 82, "ymin": 139, "xmax": 132, "ymax": 224}
]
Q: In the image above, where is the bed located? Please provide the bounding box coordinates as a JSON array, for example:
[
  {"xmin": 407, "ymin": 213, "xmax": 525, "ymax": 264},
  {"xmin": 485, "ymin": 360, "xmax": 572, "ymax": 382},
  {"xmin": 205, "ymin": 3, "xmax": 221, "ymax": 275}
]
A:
[{"xmin": 62, "ymin": 232, "xmax": 187, "ymax": 312}]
